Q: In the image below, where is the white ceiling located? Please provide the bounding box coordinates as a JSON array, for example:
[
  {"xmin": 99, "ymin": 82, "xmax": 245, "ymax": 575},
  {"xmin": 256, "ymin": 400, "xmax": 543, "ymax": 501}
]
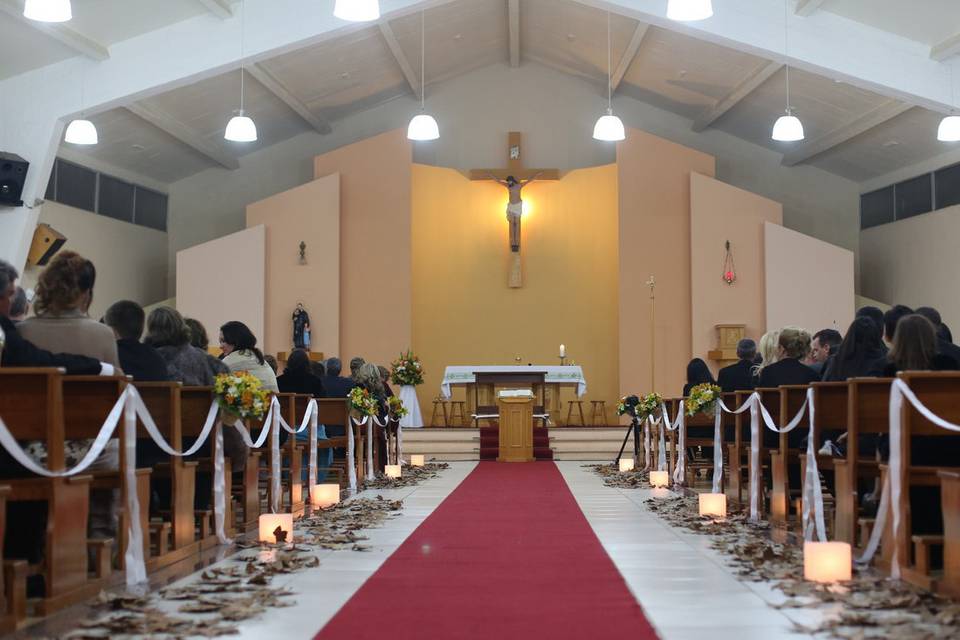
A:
[{"xmin": 2, "ymin": 0, "xmax": 960, "ymax": 186}]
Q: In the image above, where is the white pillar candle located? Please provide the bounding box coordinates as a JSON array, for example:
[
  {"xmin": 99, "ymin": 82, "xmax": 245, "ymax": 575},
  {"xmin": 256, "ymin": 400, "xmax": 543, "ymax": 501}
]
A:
[
  {"xmin": 258, "ymin": 513, "xmax": 294, "ymax": 544},
  {"xmin": 803, "ymin": 541, "xmax": 852, "ymax": 583},
  {"xmin": 385, "ymin": 464, "xmax": 402, "ymax": 479},
  {"xmin": 559, "ymin": 344, "xmax": 566, "ymax": 358},
  {"xmin": 618, "ymin": 458, "xmax": 635, "ymax": 472},
  {"xmin": 410, "ymin": 454, "xmax": 425, "ymax": 467},
  {"xmin": 649, "ymin": 470, "xmax": 669, "ymax": 488},
  {"xmin": 310, "ymin": 483, "xmax": 340, "ymax": 509},
  {"xmin": 698, "ymin": 493, "xmax": 727, "ymax": 518}
]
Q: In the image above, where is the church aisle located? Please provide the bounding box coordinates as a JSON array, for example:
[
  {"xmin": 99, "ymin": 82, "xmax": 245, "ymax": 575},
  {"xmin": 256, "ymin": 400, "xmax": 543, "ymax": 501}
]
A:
[
  {"xmin": 556, "ymin": 462, "xmax": 825, "ymax": 639},
  {"xmin": 315, "ymin": 462, "xmax": 659, "ymax": 640}
]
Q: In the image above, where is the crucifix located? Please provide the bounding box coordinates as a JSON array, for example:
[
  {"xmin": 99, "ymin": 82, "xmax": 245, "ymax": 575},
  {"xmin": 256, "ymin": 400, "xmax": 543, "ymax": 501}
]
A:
[{"xmin": 470, "ymin": 132, "xmax": 559, "ymax": 288}]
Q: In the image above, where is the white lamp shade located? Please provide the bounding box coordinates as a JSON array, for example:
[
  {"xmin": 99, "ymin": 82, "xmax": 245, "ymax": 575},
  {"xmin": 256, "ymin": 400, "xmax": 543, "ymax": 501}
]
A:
[
  {"xmin": 24, "ymin": 0, "xmax": 72, "ymax": 22},
  {"xmin": 64, "ymin": 119, "xmax": 98, "ymax": 145},
  {"xmin": 772, "ymin": 114, "xmax": 805, "ymax": 142},
  {"xmin": 224, "ymin": 113, "xmax": 258, "ymax": 142},
  {"xmin": 258, "ymin": 513, "xmax": 294, "ymax": 544},
  {"xmin": 310, "ymin": 483, "xmax": 340, "ymax": 508},
  {"xmin": 618, "ymin": 458, "xmax": 635, "ymax": 473},
  {"xmin": 410, "ymin": 454, "xmax": 425, "ymax": 467},
  {"xmin": 407, "ymin": 113, "xmax": 440, "ymax": 141},
  {"xmin": 333, "ymin": 0, "xmax": 379, "ymax": 22},
  {"xmin": 385, "ymin": 464, "xmax": 402, "ymax": 479},
  {"xmin": 803, "ymin": 541, "xmax": 852, "ymax": 583},
  {"xmin": 593, "ymin": 112, "xmax": 626, "ymax": 141},
  {"xmin": 666, "ymin": 0, "xmax": 713, "ymax": 21},
  {"xmin": 938, "ymin": 115, "xmax": 960, "ymax": 142},
  {"xmin": 698, "ymin": 492, "xmax": 727, "ymax": 518},
  {"xmin": 649, "ymin": 470, "xmax": 670, "ymax": 488}
]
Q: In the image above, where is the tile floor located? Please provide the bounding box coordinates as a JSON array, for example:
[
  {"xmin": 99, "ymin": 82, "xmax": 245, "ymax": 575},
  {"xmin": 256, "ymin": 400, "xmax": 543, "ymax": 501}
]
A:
[{"xmin": 139, "ymin": 462, "xmax": 832, "ymax": 639}]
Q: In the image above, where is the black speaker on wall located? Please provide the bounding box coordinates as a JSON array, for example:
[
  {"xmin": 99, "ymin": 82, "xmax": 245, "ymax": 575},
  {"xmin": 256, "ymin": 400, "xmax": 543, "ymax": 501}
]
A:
[{"xmin": 0, "ymin": 151, "xmax": 29, "ymax": 207}]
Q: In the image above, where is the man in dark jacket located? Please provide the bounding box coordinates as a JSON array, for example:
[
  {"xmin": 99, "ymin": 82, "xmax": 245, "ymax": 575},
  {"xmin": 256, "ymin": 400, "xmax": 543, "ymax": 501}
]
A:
[
  {"xmin": 916, "ymin": 307, "xmax": 960, "ymax": 366},
  {"xmin": 321, "ymin": 357, "xmax": 356, "ymax": 398},
  {"xmin": 104, "ymin": 300, "xmax": 170, "ymax": 382},
  {"xmin": 1, "ymin": 259, "xmax": 102, "ymax": 374},
  {"xmin": 717, "ymin": 338, "xmax": 757, "ymax": 392}
]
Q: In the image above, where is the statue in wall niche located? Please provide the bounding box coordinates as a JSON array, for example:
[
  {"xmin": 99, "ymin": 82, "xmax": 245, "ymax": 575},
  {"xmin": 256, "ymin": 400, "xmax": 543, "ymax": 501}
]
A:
[{"xmin": 292, "ymin": 302, "xmax": 311, "ymax": 350}]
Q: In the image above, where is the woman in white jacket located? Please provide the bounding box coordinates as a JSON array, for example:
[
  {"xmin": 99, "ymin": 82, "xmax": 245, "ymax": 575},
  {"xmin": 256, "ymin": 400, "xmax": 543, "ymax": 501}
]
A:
[{"xmin": 218, "ymin": 320, "xmax": 279, "ymax": 393}]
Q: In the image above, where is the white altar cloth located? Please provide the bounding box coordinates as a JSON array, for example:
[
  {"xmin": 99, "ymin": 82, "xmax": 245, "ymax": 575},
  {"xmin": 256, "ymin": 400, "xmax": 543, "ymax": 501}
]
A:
[{"xmin": 440, "ymin": 365, "xmax": 587, "ymax": 399}]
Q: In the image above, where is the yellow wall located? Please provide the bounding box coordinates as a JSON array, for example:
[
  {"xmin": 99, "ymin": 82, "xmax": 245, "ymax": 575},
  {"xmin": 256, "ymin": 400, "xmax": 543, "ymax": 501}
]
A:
[{"xmin": 411, "ymin": 164, "xmax": 620, "ymax": 419}]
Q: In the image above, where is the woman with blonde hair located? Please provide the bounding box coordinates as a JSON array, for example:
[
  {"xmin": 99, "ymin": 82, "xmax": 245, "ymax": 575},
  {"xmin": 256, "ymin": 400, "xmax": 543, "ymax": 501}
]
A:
[
  {"xmin": 18, "ymin": 250, "xmax": 120, "ymax": 369},
  {"xmin": 752, "ymin": 329, "xmax": 781, "ymax": 379}
]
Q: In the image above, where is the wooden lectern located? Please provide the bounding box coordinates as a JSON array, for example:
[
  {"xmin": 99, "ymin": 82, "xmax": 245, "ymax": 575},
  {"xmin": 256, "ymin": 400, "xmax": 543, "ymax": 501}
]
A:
[{"xmin": 497, "ymin": 392, "xmax": 535, "ymax": 462}]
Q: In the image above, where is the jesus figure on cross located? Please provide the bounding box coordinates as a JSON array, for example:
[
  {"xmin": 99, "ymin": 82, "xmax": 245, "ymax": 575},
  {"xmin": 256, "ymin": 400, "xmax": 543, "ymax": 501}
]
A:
[{"xmin": 489, "ymin": 173, "xmax": 540, "ymax": 252}]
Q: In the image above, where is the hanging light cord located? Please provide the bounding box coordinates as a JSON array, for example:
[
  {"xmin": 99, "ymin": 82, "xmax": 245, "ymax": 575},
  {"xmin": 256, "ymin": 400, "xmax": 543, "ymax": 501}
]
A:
[
  {"xmin": 784, "ymin": 0, "xmax": 791, "ymax": 113},
  {"xmin": 607, "ymin": 12, "xmax": 612, "ymax": 109},
  {"xmin": 420, "ymin": 10, "xmax": 426, "ymax": 110},
  {"xmin": 240, "ymin": 0, "xmax": 246, "ymax": 112}
]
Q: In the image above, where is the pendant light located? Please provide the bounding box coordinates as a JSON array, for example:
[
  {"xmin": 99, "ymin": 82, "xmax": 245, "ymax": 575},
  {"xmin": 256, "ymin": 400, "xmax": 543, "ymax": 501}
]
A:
[
  {"xmin": 64, "ymin": 63, "xmax": 97, "ymax": 145},
  {"xmin": 593, "ymin": 12, "xmax": 626, "ymax": 141},
  {"xmin": 225, "ymin": 0, "xmax": 257, "ymax": 143},
  {"xmin": 666, "ymin": 0, "xmax": 713, "ymax": 22},
  {"xmin": 938, "ymin": 63, "xmax": 960, "ymax": 141},
  {"xmin": 407, "ymin": 10, "xmax": 439, "ymax": 141},
  {"xmin": 333, "ymin": 0, "xmax": 379, "ymax": 22},
  {"xmin": 23, "ymin": 0, "xmax": 71, "ymax": 22},
  {"xmin": 772, "ymin": 0, "xmax": 804, "ymax": 142}
]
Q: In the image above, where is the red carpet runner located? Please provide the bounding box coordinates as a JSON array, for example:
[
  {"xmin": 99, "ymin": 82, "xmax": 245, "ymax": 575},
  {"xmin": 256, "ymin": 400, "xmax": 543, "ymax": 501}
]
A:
[{"xmin": 315, "ymin": 462, "xmax": 660, "ymax": 640}]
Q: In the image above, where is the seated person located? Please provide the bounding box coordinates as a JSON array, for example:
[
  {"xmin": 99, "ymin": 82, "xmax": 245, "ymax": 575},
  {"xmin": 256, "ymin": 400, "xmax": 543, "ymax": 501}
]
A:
[
  {"xmin": 759, "ymin": 327, "xmax": 818, "ymax": 448},
  {"xmin": 17, "ymin": 250, "xmax": 121, "ymax": 370},
  {"xmin": 822, "ymin": 316, "xmax": 886, "ymax": 382},
  {"xmin": 104, "ymin": 300, "xmax": 170, "ymax": 382},
  {"xmin": 717, "ymin": 339, "xmax": 757, "ymax": 392},
  {"xmin": 184, "ymin": 316, "xmax": 229, "ymax": 378},
  {"xmin": 147, "ymin": 307, "xmax": 222, "ymax": 386},
  {"xmin": 277, "ymin": 349, "xmax": 324, "ymax": 397},
  {"xmin": 808, "ymin": 328, "xmax": 841, "ymax": 375},
  {"xmin": 8, "ymin": 285, "xmax": 29, "ymax": 323},
  {"xmin": 219, "ymin": 321, "xmax": 279, "ymax": 393},
  {"xmin": 322, "ymin": 357, "xmax": 356, "ymax": 399}
]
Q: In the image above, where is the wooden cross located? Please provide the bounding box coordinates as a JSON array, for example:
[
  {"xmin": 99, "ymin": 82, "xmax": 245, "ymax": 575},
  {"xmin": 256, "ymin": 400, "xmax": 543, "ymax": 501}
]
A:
[{"xmin": 469, "ymin": 132, "xmax": 559, "ymax": 288}]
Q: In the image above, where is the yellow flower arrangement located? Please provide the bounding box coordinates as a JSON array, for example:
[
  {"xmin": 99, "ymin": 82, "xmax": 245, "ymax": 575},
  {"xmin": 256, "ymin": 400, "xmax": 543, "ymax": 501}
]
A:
[
  {"xmin": 349, "ymin": 386, "xmax": 379, "ymax": 417},
  {"xmin": 214, "ymin": 371, "xmax": 270, "ymax": 420},
  {"xmin": 387, "ymin": 395, "xmax": 408, "ymax": 420},
  {"xmin": 390, "ymin": 350, "xmax": 424, "ymax": 386},
  {"xmin": 685, "ymin": 383, "xmax": 722, "ymax": 417}
]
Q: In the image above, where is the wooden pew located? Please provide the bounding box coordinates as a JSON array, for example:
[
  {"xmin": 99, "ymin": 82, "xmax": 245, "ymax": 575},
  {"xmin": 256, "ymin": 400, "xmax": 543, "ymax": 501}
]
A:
[
  {"xmin": 938, "ymin": 470, "xmax": 960, "ymax": 597},
  {"xmin": 275, "ymin": 393, "xmax": 304, "ymax": 514},
  {"xmin": 316, "ymin": 398, "xmax": 364, "ymax": 484},
  {"xmin": 836, "ymin": 378, "xmax": 893, "ymax": 546},
  {"xmin": 293, "ymin": 396, "xmax": 344, "ymax": 489},
  {"xmin": 0, "ymin": 484, "xmax": 27, "ymax": 633},
  {"xmin": 179, "ymin": 387, "xmax": 237, "ymax": 544},
  {"xmin": 889, "ymin": 371, "xmax": 960, "ymax": 591},
  {"xmin": 773, "ymin": 385, "xmax": 810, "ymax": 527},
  {"xmin": 134, "ymin": 382, "xmax": 200, "ymax": 567},
  {"xmin": 728, "ymin": 390, "xmax": 755, "ymax": 505},
  {"xmin": 751, "ymin": 388, "xmax": 781, "ymax": 520},
  {"xmin": 802, "ymin": 382, "xmax": 849, "ymax": 538}
]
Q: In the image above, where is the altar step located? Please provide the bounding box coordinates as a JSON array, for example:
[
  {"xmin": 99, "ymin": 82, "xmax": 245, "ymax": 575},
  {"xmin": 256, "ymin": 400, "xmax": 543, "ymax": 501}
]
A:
[{"xmin": 403, "ymin": 427, "xmax": 628, "ymax": 461}]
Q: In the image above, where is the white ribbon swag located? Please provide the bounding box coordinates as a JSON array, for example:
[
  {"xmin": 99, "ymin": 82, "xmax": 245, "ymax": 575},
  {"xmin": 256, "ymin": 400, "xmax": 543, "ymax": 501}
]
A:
[
  {"xmin": 0, "ymin": 389, "xmax": 321, "ymax": 588},
  {"xmin": 660, "ymin": 401, "xmax": 686, "ymax": 485}
]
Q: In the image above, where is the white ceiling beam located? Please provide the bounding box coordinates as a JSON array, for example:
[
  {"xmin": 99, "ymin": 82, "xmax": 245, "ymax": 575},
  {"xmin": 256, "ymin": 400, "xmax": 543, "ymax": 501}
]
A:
[
  {"xmin": 247, "ymin": 63, "xmax": 332, "ymax": 134},
  {"xmin": 567, "ymin": 0, "xmax": 956, "ymax": 113},
  {"xmin": 692, "ymin": 60, "xmax": 782, "ymax": 132},
  {"xmin": 931, "ymin": 33, "xmax": 960, "ymax": 62},
  {"xmin": 126, "ymin": 102, "xmax": 240, "ymax": 170},
  {"xmin": 611, "ymin": 22, "xmax": 650, "ymax": 93},
  {"xmin": 782, "ymin": 100, "xmax": 912, "ymax": 166},
  {"xmin": 196, "ymin": 0, "xmax": 234, "ymax": 19},
  {"xmin": 378, "ymin": 20, "xmax": 422, "ymax": 100},
  {"xmin": 508, "ymin": 0, "xmax": 520, "ymax": 68},
  {"xmin": 793, "ymin": 0, "xmax": 827, "ymax": 17},
  {"xmin": 0, "ymin": 0, "xmax": 109, "ymax": 60}
]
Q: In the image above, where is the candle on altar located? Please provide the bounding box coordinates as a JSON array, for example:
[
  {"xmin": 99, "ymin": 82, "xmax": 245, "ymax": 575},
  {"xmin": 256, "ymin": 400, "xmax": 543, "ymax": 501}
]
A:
[
  {"xmin": 559, "ymin": 344, "xmax": 566, "ymax": 358},
  {"xmin": 410, "ymin": 454, "xmax": 425, "ymax": 467},
  {"xmin": 385, "ymin": 464, "xmax": 402, "ymax": 479},
  {"xmin": 649, "ymin": 470, "xmax": 669, "ymax": 488},
  {"xmin": 258, "ymin": 513, "xmax": 294, "ymax": 544},
  {"xmin": 310, "ymin": 484, "xmax": 340, "ymax": 509},
  {"xmin": 803, "ymin": 541, "xmax": 852, "ymax": 583},
  {"xmin": 698, "ymin": 493, "xmax": 727, "ymax": 518},
  {"xmin": 618, "ymin": 458, "xmax": 635, "ymax": 472}
]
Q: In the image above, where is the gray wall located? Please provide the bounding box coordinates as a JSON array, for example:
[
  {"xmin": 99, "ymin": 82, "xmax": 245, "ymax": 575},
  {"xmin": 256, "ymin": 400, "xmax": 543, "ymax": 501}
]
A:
[{"xmin": 167, "ymin": 62, "xmax": 861, "ymax": 292}]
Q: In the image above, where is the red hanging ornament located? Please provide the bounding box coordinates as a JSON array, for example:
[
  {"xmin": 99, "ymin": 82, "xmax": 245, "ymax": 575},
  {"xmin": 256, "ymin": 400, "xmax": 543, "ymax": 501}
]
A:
[{"xmin": 722, "ymin": 240, "xmax": 736, "ymax": 285}]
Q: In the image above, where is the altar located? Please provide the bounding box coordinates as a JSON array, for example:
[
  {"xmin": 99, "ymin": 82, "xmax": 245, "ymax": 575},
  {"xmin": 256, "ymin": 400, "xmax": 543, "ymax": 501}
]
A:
[{"xmin": 440, "ymin": 365, "xmax": 587, "ymax": 425}]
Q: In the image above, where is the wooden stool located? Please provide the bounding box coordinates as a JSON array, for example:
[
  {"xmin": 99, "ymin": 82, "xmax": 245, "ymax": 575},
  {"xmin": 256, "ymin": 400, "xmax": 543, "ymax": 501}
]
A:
[
  {"xmin": 589, "ymin": 400, "xmax": 607, "ymax": 426},
  {"xmin": 430, "ymin": 398, "xmax": 448, "ymax": 427},
  {"xmin": 566, "ymin": 400, "xmax": 586, "ymax": 426},
  {"xmin": 448, "ymin": 401, "xmax": 467, "ymax": 427}
]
